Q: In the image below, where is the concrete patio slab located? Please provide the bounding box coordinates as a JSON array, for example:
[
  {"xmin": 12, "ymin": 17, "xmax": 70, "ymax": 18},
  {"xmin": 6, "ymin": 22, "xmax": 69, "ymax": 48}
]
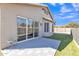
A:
[{"xmin": 1, "ymin": 38, "xmax": 60, "ymax": 56}]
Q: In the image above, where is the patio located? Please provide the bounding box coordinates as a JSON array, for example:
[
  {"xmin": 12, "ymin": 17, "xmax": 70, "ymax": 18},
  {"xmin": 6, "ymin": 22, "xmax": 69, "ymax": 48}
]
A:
[{"xmin": 1, "ymin": 38, "xmax": 60, "ymax": 56}]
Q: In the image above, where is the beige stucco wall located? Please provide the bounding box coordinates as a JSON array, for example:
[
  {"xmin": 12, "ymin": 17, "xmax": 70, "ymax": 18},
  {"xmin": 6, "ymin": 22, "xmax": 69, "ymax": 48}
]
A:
[
  {"xmin": 0, "ymin": 4, "xmax": 44, "ymax": 49},
  {"xmin": 0, "ymin": 8, "xmax": 1, "ymax": 49}
]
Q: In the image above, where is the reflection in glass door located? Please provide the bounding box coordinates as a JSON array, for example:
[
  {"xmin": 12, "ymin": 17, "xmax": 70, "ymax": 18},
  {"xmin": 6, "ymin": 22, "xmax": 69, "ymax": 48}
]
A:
[
  {"xmin": 34, "ymin": 21, "xmax": 39, "ymax": 37},
  {"xmin": 17, "ymin": 17, "xmax": 27, "ymax": 41},
  {"xmin": 27, "ymin": 19, "xmax": 33, "ymax": 38},
  {"xmin": 17, "ymin": 16, "xmax": 39, "ymax": 41}
]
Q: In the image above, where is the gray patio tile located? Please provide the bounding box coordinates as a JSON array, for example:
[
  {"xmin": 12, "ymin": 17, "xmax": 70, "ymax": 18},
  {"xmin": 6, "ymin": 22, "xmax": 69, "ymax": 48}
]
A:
[{"xmin": 2, "ymin": 38, "xmax": 60, "ymax": 56}]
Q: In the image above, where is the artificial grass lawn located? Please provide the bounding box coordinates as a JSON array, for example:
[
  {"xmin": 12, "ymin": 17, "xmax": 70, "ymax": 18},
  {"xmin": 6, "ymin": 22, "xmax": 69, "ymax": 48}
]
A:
[{"xmin": 48, "ymin": 33, "xmax": 79, "ymax": 56}]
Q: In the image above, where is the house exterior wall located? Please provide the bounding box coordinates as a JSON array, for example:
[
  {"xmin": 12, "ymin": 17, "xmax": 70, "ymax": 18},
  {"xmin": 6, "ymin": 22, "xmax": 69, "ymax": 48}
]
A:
[
  {"xmin": 0, "ymin": 4, "xmax": 43, "ymax": 49},
  {"xmin": 0, "ymin": 4, "xmax": 53, "ymax": 49},
  {"xmin": 0, "ymin": 8, "xmax": 1, "ymax": 49}
]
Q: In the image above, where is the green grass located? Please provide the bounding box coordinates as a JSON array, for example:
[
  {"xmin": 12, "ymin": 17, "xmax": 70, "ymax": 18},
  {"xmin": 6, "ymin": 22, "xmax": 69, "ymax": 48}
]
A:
[{"xmin": 48, "ymin": 33, "xmax": 79, "ymax": 56}]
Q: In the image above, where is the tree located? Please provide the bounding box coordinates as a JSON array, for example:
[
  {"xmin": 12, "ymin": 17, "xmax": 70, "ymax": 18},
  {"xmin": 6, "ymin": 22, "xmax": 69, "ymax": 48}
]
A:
[
  {"xmin": 54, "ymin": 22, "xmax": 79, "ymax": 28},
  {"xmin": 65, "ymin": 22, "xmax": 79, "ymax": 28}
]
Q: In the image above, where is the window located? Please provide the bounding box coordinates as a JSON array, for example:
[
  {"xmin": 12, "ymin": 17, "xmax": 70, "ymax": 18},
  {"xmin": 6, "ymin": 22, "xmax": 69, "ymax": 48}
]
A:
[
  {"xmin": 44, "ymin": 22, "xmax": 49, "ymax": 32},
  {"xmin": 42, "ymin": 8, "xmax": 49, "ymax": 15}
]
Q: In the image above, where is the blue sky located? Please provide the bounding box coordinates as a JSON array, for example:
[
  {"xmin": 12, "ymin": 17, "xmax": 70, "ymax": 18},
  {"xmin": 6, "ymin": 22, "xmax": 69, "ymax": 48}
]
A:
[{"xmin": 43, "ymin": 3, "xmax": 79, "ymax": 26}]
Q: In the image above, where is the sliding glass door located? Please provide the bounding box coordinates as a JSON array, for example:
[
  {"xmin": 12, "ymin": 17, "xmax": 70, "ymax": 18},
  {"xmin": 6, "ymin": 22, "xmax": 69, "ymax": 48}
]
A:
[
  {"xmin": 28, "ymin": 20, "xmax": 39, "ymax": 38},
  {"xmin": 17, "ymin": 16, "xmax": 39, "ymax": 41}
]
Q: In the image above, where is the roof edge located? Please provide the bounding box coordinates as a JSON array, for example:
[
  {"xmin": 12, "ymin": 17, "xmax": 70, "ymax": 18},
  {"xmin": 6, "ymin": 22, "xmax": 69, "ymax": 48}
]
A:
[{"xmin": 15, "ymin": 3, "xmax": 48, "ymax": 8}]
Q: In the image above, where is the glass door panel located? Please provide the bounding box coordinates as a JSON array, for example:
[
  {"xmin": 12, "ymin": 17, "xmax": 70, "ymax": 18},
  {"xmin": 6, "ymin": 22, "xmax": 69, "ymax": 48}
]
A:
[
  {"xmin": 44, "ymin": 22, "xmax": 49, "ymax": 32},
  {"xmin": 27, "ymin": 19, "xmax": 33, "ymax": 38},
  {"xmin": 17, "ymin": 17, "xmax": 27, "ymax": 41},
  {"xmin": 34, "ymin": 21, "xmax": 39, "ymax": 37}
]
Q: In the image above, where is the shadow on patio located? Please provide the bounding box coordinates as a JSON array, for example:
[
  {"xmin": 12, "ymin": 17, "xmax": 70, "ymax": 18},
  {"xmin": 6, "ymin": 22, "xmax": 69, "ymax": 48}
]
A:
[{"xmin": 47, "ymin": 33, "xmax": 73, "ymax": 51}]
